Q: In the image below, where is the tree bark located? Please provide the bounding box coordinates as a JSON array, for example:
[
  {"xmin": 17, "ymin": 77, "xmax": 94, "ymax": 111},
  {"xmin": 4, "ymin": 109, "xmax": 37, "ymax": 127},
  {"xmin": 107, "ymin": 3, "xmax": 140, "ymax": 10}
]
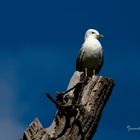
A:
[{"xmin": 21, "ymin": 71, "xmax": 114, "ymax": 140}]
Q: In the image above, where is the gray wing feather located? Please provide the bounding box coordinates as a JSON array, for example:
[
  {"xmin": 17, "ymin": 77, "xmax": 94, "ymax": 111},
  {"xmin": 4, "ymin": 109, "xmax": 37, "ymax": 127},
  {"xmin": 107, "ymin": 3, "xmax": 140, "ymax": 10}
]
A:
[
  {"xmin": 97, "ymin": 52, "xmax": 104, "ymax": 73},
  {"xmin": 76, "ymin": 48, "xmax": 85, "ymax": 71}
]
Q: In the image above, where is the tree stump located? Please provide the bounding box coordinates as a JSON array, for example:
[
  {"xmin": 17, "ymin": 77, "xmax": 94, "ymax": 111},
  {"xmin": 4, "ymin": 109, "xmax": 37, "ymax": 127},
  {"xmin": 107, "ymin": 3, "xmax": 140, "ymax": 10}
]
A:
[{"xmin": 21, "ymin": 71, "xmax": 114, "ymax": 140}]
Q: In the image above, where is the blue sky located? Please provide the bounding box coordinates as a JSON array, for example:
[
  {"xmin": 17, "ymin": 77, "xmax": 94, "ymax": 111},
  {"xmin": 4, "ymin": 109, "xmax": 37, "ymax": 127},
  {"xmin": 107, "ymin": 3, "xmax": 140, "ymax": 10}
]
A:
[{"xmin": 0, "ymin": 0, "xmax": 140, "ymax": 140}]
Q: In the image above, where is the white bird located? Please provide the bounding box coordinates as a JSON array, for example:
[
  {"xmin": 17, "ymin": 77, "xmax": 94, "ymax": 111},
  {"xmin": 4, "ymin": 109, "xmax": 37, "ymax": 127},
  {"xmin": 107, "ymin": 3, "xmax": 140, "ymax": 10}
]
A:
[{"xmin": 76, "ymin": 29, "xmax": 104, "ymax": 77}]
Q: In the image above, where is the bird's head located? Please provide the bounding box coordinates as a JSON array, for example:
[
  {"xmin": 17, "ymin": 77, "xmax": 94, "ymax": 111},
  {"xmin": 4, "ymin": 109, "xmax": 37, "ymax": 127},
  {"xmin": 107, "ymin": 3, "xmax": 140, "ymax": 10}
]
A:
[{"xmin": 85, "ymin": 29, "xmax": 104, "ymax": 40}]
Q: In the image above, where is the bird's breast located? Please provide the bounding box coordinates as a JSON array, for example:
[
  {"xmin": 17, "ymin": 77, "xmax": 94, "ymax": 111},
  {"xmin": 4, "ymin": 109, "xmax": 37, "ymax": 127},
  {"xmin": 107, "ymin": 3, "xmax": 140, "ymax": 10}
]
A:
[
  {"xmin": 81, "ymin": 41, "xmax": 103, "ymax": 70},
  {"xmin": 82, "ymin": 42, "xmax": 102, "ymax": 59}
]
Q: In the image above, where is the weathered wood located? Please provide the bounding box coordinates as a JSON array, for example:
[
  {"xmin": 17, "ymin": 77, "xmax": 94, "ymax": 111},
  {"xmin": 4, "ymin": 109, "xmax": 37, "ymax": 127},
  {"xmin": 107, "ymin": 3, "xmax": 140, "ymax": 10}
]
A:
[{"xmin": 21, "ymin": 71, "xmax": 114, "ymax": 140}]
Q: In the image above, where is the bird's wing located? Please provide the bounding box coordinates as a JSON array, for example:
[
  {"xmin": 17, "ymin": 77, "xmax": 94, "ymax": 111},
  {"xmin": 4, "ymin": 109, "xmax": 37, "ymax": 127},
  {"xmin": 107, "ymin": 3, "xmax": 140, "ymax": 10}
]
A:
[
  {"xmin": 76, "ymin": 47, "xmax": 85, "ymax": 71},
  {"xmin": 100, "ymin": 53, "xmax": 104, "ymax": 69},
  {"xmin": 96, "ymin": 50, "xmax": 104, "ymax": 73}
]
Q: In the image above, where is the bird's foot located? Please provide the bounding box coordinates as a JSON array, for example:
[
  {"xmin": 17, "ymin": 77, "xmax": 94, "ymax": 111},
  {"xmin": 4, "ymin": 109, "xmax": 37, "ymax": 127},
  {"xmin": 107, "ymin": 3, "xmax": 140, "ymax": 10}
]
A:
[
  {"xmin": 93, "ymin": 70, "xmax": 96, "ymax": 75},
  {"xmin": 85, "ymin": 68, "xmax": 88, "ymax": 77}
]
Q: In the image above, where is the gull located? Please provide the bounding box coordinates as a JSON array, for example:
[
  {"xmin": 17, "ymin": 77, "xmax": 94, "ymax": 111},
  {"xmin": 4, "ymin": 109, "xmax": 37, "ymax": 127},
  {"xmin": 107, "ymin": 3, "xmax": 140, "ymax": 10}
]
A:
[{"xmin": 76, "ymin": 29, "xmax": 104, "ymax": 77}]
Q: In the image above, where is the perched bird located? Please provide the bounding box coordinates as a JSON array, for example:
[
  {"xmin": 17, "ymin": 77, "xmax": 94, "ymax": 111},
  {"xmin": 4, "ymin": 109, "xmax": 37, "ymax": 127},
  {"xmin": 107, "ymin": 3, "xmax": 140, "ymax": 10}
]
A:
[{"xmin": 76, "ymin": 29, "xmax": 104, "ymax": 77}]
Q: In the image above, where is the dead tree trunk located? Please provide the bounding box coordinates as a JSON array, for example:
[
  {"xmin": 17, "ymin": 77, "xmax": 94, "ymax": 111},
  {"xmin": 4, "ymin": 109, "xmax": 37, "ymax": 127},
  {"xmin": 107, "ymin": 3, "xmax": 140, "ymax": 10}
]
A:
[{"xmin": 21, "ymin": 71, "xmax": 114, "ymax": 140}]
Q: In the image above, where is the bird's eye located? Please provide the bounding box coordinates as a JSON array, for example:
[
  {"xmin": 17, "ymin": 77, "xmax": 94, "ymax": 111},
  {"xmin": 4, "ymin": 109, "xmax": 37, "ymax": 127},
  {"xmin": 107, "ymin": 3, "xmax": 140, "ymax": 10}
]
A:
[{"xmin": 91, "ymin": 32, "xmax": 95, "ymax": 34}]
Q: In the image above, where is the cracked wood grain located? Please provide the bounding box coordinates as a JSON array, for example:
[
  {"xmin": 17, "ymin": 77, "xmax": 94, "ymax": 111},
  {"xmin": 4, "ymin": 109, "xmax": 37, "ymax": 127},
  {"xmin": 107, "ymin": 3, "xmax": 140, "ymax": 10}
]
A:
[{"xmin": 21, "ymin": 71, "xmax": 114, "ymax": 140}]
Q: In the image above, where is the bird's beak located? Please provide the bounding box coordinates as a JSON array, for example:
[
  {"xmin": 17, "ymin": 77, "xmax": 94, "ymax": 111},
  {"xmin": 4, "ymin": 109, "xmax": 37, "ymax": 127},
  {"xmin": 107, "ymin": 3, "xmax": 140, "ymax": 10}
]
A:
[{"xmin": 96, "ymin": 34, "xmax": 104, "ymax": 38}]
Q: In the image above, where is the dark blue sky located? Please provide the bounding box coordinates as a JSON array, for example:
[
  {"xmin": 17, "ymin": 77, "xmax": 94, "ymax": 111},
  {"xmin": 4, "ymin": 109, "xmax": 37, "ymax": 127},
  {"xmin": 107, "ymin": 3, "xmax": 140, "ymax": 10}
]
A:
[{"xmin": 0, "ymin": 0, "xmax": 140, "ymax": 140}]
